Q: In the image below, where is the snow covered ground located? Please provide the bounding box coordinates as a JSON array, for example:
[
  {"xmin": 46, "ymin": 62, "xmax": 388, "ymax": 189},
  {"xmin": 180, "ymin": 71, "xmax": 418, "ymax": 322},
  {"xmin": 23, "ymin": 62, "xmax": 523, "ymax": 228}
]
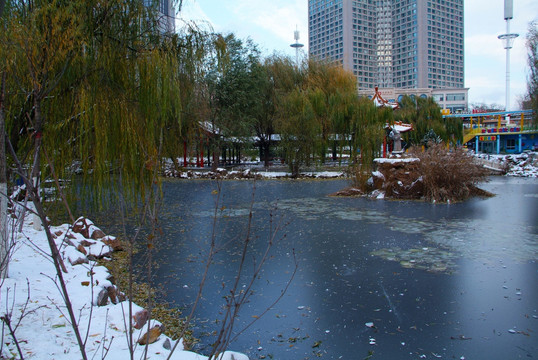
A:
[
  {"xmin": 0, "ymin": 207, "xmax": 248, "ymax": 360},
  {"xmin": 163, "ymin": 166, "xmax": 345, "ymax": 180},
  {"xmin": 475, "ymin": 151, "xmax": 538, "ymax": 177}
]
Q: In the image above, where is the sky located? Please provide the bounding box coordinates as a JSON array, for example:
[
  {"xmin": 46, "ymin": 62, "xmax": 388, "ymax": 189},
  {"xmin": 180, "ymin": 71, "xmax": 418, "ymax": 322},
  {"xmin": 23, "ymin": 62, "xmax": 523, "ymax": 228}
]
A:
[{"xmin": 178, "ymin": 0, "xmax": 538, "ymax": 110}]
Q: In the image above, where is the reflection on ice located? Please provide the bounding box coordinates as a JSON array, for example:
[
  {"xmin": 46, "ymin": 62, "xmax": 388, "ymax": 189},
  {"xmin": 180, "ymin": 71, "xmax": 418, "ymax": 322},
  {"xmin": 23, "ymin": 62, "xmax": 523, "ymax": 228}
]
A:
[{"xmin": 256, "ymin": 194, "xmax": 538, "ymax": 266}]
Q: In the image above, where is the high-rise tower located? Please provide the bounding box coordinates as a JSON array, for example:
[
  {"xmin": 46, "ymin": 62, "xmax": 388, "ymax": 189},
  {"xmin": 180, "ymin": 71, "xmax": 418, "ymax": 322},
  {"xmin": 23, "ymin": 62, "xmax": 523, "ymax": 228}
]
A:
[{"xmin": 308, "ymin": 0, "xmax": 465, "ymax": 91}]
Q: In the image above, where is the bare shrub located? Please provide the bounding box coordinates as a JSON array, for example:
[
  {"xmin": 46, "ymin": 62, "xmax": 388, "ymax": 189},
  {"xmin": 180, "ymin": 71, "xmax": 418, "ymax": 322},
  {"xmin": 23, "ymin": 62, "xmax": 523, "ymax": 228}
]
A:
[{"xmin": 409, "ymin": 143, "xmax": 491, "ymax": 202}]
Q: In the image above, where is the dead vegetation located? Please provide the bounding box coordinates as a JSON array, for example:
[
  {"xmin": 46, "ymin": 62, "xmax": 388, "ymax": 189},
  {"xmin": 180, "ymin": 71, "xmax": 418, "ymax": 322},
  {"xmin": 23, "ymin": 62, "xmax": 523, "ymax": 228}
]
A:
[
  {"xmin": 409, "ymin": 143, "xmax": 492, "ymax": 202},
  {"xmin": 335, "ymin": 143, "xmax": 493, "ymax": 203}
]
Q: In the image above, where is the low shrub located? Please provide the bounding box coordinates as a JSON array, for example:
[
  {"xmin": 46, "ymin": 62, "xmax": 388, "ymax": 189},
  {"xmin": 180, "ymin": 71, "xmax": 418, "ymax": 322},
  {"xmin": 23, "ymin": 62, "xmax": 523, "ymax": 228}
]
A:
[{"xmin": 409, "ymin": 143, "xmax": 491, "ymax": 202}]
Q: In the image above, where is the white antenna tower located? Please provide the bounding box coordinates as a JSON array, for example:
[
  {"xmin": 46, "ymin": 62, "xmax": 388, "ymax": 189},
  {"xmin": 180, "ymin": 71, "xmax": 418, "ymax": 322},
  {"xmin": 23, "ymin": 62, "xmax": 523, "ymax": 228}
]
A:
[
  {"xmin": 497, "ymin": 0, "xmax": 518, "ymax": 123},
  {"xmin": 290, "ymin": 25, "xmax": 304, "ymax": 66}
]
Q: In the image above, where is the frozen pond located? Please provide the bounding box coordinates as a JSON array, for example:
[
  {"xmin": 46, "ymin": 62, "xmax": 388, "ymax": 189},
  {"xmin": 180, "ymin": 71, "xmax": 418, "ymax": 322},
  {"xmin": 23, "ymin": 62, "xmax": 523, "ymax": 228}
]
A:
[{"xmin": 98, "ymin": 177, "xmax": 538, "ymax": 359}]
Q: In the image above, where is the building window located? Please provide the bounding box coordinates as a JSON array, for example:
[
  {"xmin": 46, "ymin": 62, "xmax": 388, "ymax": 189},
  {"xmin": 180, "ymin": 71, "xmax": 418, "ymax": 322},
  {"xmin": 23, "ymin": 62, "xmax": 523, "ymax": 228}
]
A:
[{"xmin": 446, "ymin": 93, "xmax": 465, "ymax": 101}]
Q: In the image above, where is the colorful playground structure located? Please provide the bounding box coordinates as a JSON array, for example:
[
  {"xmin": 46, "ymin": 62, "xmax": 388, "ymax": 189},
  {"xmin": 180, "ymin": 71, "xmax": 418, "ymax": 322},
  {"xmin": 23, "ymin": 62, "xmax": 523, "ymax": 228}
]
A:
[{"xmin": 444, "ymin": 110, "xmax": 537, "ymax": 154}]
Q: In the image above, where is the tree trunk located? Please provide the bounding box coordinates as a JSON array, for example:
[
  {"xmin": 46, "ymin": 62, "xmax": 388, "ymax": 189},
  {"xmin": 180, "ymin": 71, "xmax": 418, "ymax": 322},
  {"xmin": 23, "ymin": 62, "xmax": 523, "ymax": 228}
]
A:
[
  {"xmin": 332, "ymin": 140, "xmax": 337, "ymax": 161},
  {"xmin": 31, "ymin": 97, "xmax": 43, "ymax": 230},
  {"xmin": 263, "ymin": 141, "xmax": 271, "ymax": 167},
  {"xmin": 0, "ymin": 73, "xmax": 7, "ymax": 279}
]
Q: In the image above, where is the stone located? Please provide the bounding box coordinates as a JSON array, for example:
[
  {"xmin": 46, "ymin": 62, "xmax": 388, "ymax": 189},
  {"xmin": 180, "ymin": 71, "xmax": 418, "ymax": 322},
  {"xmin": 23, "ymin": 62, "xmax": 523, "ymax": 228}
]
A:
[
  {"xmin": 101, "ymin": 236, "xmax": 123, "ymax": 251},
  {"xmin": 137, "ymin": 325, "xmax": 162, "ymax": 345},
  {"xmin": 163, "ymin": 338, "xmax": 171, "ymax": 350},
  {"xmin": 116, "ymin": 291, "xmax": 127, "ymax": 303},
  {"xmin": 73, "ymin": 218, "xmax": 106, "ymax": 240},
  {"xmin": 107, "ymin": 286, "xmax": 119, "ymax": 304},
  {"xmin": 106, "ymin": 273, "xmax": 116, "ymax": 284},
  {"xmin": 69, "ymin": 255, "xmax": 88, "ymax": 266},
  {"xmin": 76, "ymin": 244, "xmax": 87, "ymax": 255},
  {"xmin": 94, "ymin": 246, "xmax": 112, "ymax": 259},
  {"xmin": 133, "ymin": 309, "xmax": 149, "ymax": 330},
  {"xmin": 80, "ymin": 239, "xmax": 95, "ymax": 247},
  {"xmin": 96, "ymin": 288, "xmax": 109, "ymax": 306},
  {"xmin": 72, "ymin": 217, "xmax": 92, "ymax": 238},
  {"xmin": 90, "ymin": 226, "xmax": 106, "ymax": 240}
]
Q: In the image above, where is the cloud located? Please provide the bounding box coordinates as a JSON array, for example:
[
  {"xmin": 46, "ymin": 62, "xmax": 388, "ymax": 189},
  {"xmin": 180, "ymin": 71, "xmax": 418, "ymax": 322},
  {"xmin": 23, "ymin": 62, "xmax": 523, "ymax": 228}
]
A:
[
  {"xmin": 228, "ymin": 0, "xmax": 308, "ymax": 54},
  {"xmin": 177, "ymin": 1, "xmax": 214, "ymax": 31}
]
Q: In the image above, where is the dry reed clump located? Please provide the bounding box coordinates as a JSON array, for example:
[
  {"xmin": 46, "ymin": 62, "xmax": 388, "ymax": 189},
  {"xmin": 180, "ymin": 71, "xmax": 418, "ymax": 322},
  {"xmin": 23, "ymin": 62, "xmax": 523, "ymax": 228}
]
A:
[{"xmin": 409, "ymin": 143, "xmax": 492, "ymax": 202}]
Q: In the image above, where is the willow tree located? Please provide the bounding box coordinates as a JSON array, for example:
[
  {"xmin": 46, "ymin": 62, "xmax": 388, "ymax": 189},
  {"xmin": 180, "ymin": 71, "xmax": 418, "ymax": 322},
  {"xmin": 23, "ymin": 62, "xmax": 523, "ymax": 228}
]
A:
[
  {"xmin": 162, "ymin": 21, "xmax": 214, "ymax": 171},
  {"xmin": 276, "ymin": 88, "xmax": 320, "ymax": 177},
  {"xmin": 327, "ymin": 82, "xmax": 358, "ymax": 163},
  {"xmin": 0, "ymin": 66, "xmax": 6, "ymax": 280},
  {"xmin": 304, "ymin": 59, "xmax": 358, "ymax": 162},
  {"xmin": 255, "ymin": 55, "xmax": 299, "ymax": 166},
  {"xmin": 395, "ymin": 95, "xmax": 462, "ymax": 146},
  {"xmin": 350, "ymin": 97, "xmax": 388, "ymax": 188},
  {"xmin": 0, "ymin": 0, "xmax": 8, "ymax": 279},
  {"xmin": 2, "ymin": 1, "xmax": 183, "ymax": 358},
  {"xmin": 2, "ymin": 2, "xmax": 99, "ymax": 358}
]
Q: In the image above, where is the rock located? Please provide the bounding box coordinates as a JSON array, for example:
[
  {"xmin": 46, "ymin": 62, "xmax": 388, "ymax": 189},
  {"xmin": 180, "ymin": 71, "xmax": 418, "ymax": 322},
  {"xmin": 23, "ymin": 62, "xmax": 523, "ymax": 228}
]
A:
[
  {"xmin": 72, "ymin": 217, "xmax": 92, "ymax": 238},
  {"xmin": 73, "ymin": 218, "xmax": 106, "ymax": 239},
  {"xmin": 96, "ymin": 247, "xmax": 112, "ymax": 259},
  {"xmin": 80, "ymin": 239, "xmax": 95, "ymax": 247},
  {"xmin": 90, "ymin": 226, "xmax": 106, "ymax": 240},
  {"xmin": 371, "ymin": 171, "xmax": 385, "ymax": 189},
  {"xmin": 96, "ymin": 288, "xmax": 109, "ymax": 306},
  {"xmin": 106, "ymin": 273, "xmax": 116, "ymax": 284},
  {"xmin": 69, "ymin": 255, "xmax": 89, "ymax": 266},
  {"xmin": 107, "ymin": 286, "xmax": 119, "ymax": 304},
  {"xmin": 138, "ymin": 325, "xmax": 162, "ymax": 345},
  {"xmin": 76, "ymin": 244, "xmax": 87, "ymax": 255},
  {"xmin": 133, "ymin": 309, "xmax": 149, "ymax": 330},
  {"xmin": 163, "ymin": 338, "xmax": 171, "ymax": 350},
  {"xmin": 101, "ymin": 236, "xmax": 123, "ymax": 251},
  {"xmin": 65, "ymin": 246, "xmax": 88, "ymax": 266},
  {"xmin": 116, "ymin": 291, "xmax": 127, "ymax": 303}
]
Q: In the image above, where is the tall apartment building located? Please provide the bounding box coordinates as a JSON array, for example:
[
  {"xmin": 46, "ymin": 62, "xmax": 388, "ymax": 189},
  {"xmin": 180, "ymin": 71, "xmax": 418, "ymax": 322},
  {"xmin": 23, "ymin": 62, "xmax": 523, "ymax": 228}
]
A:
[{"xmin": 308, "ymin": 0, "xmax": 467, "ymax": 111}]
